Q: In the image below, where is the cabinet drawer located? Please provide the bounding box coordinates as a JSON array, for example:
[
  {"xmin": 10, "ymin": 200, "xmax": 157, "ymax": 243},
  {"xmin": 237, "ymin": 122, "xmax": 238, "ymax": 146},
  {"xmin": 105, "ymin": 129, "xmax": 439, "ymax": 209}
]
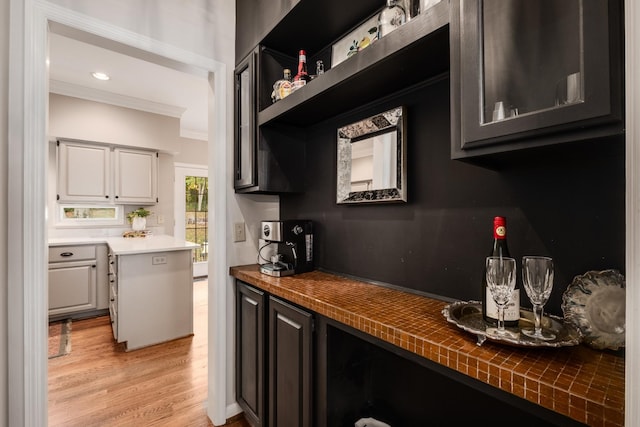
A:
[
  {"xmin": 109, "ymin": 302, "xmax": 118, "ymax": 340},
  {"xmin": 49, "ymin": 245, "xmax": 96, "ymax": 262}
]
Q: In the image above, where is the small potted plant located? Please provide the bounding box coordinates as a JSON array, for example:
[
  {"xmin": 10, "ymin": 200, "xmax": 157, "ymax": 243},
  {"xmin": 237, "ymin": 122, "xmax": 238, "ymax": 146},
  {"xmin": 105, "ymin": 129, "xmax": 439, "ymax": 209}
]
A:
[{"xmin": 127, "ymin": 207, "xmax": 152, "ymax": 231}]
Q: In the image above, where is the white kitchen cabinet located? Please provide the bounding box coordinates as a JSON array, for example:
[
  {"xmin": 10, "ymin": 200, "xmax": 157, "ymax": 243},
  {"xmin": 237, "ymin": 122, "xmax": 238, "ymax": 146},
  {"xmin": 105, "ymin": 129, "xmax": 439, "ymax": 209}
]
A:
[
  {"xmin": 56, "ymin": 140, "xmax": 111, "ymax": 202},
  {"xmin": 56, "ymin": 139, "xmax": 158, "ymax": 205},
  {"xmin": 114, "ymin": 147, "xmax": 158, "ymax": 204},
  {"xmin": 110, "ymin": 248, "xmax": 193, "ymax": 351},
  {"xmin": 48, "ymin": 244, "xmax": 108, "ymax": 318}
]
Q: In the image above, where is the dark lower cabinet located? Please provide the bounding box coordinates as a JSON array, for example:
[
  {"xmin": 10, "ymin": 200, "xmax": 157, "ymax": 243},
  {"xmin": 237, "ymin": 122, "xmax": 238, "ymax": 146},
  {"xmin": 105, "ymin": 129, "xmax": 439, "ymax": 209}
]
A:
[
  {"xmin": 236, "ymin": 280, "xmax": 313, "ymax": 427},
  {"xmin": 268, "ymin": 296, "xmax": 313, "ymax": 427},
  {"xmin": 236, "ymin": 282, "xmax": 266, "ymax": 426}
]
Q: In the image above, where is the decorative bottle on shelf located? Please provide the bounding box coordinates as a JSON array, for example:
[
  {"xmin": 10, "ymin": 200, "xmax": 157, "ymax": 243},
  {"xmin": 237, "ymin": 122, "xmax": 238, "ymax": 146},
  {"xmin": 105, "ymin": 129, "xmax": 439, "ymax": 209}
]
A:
[
  {"xmin": 293, "ymin": 49, "xmax": 311, "ymax": 91},
  {"xmin": 271, "ymin": 68, "xmax": 293, "ymax": 103},
  {"xmin": 378, "ymin": 0, "xmax": 406, "ymax": 39},
  {"xmin": 482, "ymin": 216, "xmax": 520, "ymax": 327}
]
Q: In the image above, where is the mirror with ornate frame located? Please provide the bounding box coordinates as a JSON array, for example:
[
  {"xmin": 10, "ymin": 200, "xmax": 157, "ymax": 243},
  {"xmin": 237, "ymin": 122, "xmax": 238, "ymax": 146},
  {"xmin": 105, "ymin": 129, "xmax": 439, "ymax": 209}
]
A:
[{"xmin": 337, "ymin": 106, "xmax": 407, "ymax": 204}]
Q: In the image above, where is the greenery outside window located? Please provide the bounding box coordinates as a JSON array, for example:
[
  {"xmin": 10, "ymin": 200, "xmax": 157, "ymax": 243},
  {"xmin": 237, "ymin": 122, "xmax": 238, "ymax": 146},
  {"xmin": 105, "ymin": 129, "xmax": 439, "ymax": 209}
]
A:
[{"xmin": 57, "ymin": 205, "xmax": 124, "ymax": 227}]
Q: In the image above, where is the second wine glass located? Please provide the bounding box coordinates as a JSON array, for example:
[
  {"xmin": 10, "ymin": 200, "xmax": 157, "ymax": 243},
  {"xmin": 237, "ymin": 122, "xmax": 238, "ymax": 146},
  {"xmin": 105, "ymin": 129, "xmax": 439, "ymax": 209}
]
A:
[
  {"xmin": 521, "ymin": 256, "xmax": 555, "ymax": 340},
  {"xmin": 485, "ymin": 256, "xmax": 518, "ymax": 338}
]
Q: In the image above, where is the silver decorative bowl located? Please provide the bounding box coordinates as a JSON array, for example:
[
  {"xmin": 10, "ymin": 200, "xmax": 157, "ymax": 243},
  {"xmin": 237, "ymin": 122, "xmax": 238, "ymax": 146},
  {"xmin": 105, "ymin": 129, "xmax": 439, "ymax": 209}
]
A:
[{"xmin": 562, "ymin": 269, "xmax": 625, "ymax": 351}]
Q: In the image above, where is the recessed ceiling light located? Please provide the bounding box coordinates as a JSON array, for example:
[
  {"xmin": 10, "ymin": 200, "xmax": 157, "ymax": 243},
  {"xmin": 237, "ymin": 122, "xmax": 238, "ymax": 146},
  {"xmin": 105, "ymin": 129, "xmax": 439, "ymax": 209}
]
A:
[{"xmin": 91, "ymin": 72, "xmax": 110, "ymax": 81}]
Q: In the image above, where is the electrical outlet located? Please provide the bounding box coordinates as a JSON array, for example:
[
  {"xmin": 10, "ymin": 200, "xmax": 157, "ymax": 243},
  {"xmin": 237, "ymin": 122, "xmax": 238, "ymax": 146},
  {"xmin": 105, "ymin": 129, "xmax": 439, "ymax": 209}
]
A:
[
  {"xmin": 152, "ymin": 255, "xmax": 167, "ymax": 265},
  {"xmin": 233, "ymin": 222, "xmax": 246, "ymax": 242},
  {"xmin": 157, "ymin": 214, "xmax": 165, "ymax": 224}
]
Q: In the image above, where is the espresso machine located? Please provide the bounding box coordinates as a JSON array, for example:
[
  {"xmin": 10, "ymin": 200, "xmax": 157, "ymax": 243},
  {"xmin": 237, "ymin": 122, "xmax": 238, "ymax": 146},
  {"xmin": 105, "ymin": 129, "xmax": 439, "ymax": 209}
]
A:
[{"xmin": 259, "ymin": 220, "xmax": 313, "ymax": 277}]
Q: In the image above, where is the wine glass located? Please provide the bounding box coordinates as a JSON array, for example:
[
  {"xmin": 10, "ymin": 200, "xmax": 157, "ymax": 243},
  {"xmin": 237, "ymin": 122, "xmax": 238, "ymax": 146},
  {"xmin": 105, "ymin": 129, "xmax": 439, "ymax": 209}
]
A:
[
  {"xmin": 485, "ymin": 256, "xmax": 518, "ymax": 337},
  {"xmin": 521, "ymin": 256, "xmax": 555, "ymax": 340}
]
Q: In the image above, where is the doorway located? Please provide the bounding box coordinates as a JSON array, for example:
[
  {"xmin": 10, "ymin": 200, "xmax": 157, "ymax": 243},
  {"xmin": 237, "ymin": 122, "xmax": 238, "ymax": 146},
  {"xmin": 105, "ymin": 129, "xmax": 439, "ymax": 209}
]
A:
[
  {"xmin": 174, "ymin": 163, "xmax": 209, "ymax": 278},
  {"xmin": 6, "ymin": 2, "xmax": 230, "ymax": 425}
]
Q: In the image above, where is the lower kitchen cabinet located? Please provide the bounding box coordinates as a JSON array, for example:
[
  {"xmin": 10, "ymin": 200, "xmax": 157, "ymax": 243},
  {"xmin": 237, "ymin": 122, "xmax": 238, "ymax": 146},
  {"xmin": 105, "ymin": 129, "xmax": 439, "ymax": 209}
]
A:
[
  {"xmin": 48, "ymin": 243, "xmax": 108, "ymax": 319},
  {"xmin": 268, "ymin": 295, "xmax": 313, "ymax": 427},
  {"xmin": 235, "ymin": 280, "xmax": 313, "ymax": 427},
  {"xmin": 236, "ymin": 282, "xmax": 266, "ymax": 427}
]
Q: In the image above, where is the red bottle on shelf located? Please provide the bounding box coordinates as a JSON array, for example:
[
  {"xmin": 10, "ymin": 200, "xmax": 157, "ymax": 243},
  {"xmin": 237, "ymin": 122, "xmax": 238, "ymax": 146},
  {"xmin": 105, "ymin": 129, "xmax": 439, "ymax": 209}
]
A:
[{"xmin": 293, "ymin": 49, "xmax": 311, "ymax": 86}]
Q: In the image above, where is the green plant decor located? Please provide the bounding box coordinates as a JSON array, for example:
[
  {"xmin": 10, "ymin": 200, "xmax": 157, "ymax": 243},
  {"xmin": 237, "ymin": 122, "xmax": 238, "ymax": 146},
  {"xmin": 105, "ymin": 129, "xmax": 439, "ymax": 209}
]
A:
[{"xmin": 127, "ymin": 207, "xmax": 152, "ymax": 223}]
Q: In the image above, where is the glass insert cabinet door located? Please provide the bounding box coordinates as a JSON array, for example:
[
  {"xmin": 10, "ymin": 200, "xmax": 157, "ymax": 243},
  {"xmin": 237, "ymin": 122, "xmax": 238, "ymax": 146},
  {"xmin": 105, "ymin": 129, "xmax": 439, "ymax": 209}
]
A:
[
  {"xmin": 234, "ymin": 50, "xmax": 257, "ymax": 189},
  {"xmin": 457, "ymin": 0, "xmax": 622, "ymax": 149}
]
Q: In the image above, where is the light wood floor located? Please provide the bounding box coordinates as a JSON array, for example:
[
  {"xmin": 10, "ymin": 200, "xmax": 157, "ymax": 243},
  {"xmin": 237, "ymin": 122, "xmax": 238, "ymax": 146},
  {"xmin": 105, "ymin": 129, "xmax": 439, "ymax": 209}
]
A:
[{"xmin": 48, "ymin": 279, "xmax": 250, "ymax": 427}]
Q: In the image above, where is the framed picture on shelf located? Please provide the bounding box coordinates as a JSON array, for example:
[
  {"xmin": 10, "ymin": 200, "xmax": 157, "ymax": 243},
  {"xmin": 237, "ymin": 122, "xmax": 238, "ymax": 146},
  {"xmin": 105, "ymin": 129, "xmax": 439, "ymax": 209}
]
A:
[{"xmin": 331, "ymin": 13, "xmax": 379, "ymax": 68}]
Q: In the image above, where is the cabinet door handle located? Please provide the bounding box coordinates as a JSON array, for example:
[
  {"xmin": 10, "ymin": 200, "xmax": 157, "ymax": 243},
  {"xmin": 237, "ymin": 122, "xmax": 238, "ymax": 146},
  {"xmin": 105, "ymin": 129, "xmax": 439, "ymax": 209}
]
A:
[
  {"xmin": 92, "ymin": 265, "xmax": 96, "ymax": 268},
  {"xmin": 110, "ymin": 298, "xmax": 115, "ymax": 302},
  {"xmin": 60, "ymin": 252, "xmax": 73, "ymax": 257}
]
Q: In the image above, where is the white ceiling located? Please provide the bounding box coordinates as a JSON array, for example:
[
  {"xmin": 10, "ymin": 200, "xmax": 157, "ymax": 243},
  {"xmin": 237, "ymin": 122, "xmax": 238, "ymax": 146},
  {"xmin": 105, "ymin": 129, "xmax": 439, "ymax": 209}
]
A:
[{"xmin": 48, "ymin": 32, "xmax": 209, "ymax": 141}]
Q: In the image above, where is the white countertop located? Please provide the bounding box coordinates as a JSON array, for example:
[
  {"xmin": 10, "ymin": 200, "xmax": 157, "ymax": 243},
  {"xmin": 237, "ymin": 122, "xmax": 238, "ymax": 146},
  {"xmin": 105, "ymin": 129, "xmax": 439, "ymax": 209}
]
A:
[{"xmin": 49, "ymin": 235, "xmax": 199, "ymax": 255}]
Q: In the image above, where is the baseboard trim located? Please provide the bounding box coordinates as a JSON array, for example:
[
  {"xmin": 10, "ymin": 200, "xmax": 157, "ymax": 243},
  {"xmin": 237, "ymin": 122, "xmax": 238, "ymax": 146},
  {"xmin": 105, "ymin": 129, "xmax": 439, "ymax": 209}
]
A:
[{"xmin": 225, "ymin": 402, "xmax": 243, "ymax": 419}]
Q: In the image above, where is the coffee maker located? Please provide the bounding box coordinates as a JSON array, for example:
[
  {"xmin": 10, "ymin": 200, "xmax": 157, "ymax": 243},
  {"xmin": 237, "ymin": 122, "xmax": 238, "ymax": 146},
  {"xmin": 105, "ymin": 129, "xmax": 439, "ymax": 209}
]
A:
[{"xmin": 259, "ymin": 220, "xmax": 313, "ymax": 277}]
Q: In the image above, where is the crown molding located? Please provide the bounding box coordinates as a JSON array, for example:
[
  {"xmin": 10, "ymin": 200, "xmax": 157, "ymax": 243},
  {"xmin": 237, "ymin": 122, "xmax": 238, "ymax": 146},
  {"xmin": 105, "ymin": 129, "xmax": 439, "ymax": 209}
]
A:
[
  {"xmin": 180, "ymin": 127, "xmax": 208, "ymax": 141},
  {"xmin": 50, "ymin": 79, "xmax": 186, "ymax": 118}
]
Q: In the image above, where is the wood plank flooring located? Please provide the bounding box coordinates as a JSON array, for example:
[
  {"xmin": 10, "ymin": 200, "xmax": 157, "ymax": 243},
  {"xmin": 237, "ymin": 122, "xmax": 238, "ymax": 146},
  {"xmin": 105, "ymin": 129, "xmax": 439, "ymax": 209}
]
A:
[{"xmin": 48, "ymin": 280, "xmax": 250, "ymax": 427}]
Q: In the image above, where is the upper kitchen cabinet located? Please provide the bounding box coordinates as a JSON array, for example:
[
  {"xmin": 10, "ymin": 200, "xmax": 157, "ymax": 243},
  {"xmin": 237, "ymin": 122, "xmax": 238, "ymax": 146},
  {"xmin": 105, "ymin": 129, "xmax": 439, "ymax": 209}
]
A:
[
  {"xmin": 234, "ymin": 49, "xmax": 306, "ymax": 194},
  {"xmin": 57, "ymin": 139, "xmax": 158, "ymax": 205},
  {"xmin": 234, "ymin": 50, "xmax": 257, "ymax": 190},
  {"xmin": 235, "ymin": 0, "xmax": 299, "ymax": 64},
  {"xmin": 450, "ymin": 0, "xmax": 624, "ymax": 162},
  {"xmin": 113, "ymin": 148, "xmax": 158, "ymax": 204},
  {"xmin": 57, "ymin": 140, "xmax": 111, "ymax": 203}
]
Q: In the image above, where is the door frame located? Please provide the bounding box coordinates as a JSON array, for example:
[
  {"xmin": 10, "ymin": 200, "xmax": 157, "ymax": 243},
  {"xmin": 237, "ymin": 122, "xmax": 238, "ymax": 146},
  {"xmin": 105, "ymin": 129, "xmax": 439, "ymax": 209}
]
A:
[
  {"xmin": 7, "ymin": 1, "xmax": 229, "ymax": 425},
  {"xmin": 174, "ymin": 162, "xmax": 209, "ymax": 278}
]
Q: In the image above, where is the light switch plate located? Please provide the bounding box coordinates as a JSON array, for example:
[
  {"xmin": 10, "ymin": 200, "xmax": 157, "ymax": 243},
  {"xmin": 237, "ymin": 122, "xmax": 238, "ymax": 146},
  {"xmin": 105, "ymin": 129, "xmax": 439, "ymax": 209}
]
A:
[{"xmin": 233, "ymin": 222, "xmax": 246, "ymax": 242}]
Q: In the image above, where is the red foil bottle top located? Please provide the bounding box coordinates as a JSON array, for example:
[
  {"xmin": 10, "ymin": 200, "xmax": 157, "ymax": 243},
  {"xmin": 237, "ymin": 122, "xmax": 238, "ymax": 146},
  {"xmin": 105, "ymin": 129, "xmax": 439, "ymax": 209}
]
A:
[{"xmin": 493, "ymin": 216, "xmax": 507, "ymax": 239}]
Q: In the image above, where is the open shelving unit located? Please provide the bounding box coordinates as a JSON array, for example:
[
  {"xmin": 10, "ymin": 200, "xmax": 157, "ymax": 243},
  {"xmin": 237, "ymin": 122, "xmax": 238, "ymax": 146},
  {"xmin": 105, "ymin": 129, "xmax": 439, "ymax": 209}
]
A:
[{"xmin": 257, "ymin": 0, "xmax": 451, "ymax": 127}]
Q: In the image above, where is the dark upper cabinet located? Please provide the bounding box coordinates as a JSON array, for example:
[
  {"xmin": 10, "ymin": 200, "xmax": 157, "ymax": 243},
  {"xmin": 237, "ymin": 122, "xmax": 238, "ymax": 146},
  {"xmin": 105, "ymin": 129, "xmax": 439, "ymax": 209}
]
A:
[
  {"xmin": 450, "ymin": 0, "xmax": 624, "ymax": 161},
  {"xmin": 234, "ymin": 50, "xmax": 305, "ymax": 194},
  {"xmin": 235, "ymin": 0, "xmax": 300, "ymax": 64},
  {"xmin": 234, "ymin": 50, "xmax": 257, "ymax": 190}
]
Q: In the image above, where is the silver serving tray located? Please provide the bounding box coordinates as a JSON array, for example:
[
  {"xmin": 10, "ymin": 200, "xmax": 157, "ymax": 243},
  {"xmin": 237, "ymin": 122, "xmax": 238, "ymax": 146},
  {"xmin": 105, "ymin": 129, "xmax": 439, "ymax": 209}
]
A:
[{"xmin": 442, "ymin": 301, "xmax": 582, "ymax": 347}]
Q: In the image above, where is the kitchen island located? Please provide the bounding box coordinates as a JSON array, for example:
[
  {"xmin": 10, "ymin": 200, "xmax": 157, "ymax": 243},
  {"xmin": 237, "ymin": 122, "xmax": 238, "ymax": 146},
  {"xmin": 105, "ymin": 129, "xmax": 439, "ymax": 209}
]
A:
[
  {"xmin": 50, "ymin": 235, "xmax": 199, "ymax": 350},
  {"xmin": 107, "ymin": 235, "xmax": 199, "ymax": 350},
  {"xmin": 230, "ymin": 264, "xmax": 624, "ymax": 426}
]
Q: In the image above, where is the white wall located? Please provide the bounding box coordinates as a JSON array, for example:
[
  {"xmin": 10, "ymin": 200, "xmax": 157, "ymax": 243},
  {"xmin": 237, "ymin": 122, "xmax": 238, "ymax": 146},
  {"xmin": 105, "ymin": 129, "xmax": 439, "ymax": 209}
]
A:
[
  {"xmin": 0, "ymin": 0, "xmax": 9, "ymax": 424},
  {"xmin": 49, "ymin": 93, "xmax": 183, "ymax": 153}
]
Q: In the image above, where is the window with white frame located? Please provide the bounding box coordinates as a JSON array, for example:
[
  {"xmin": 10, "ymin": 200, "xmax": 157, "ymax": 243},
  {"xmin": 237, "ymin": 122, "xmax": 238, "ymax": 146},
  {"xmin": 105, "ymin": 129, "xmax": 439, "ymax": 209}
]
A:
[{"xmin": 57, "ymin": 205, "xmax": 124, "ymax": 226}]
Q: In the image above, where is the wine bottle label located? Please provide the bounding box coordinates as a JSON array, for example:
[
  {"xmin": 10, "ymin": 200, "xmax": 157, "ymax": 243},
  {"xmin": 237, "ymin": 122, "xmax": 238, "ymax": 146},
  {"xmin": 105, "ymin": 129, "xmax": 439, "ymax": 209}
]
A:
[{"xmin": 485, "ymin": 288, "xmax": 520, "ymax": 321}]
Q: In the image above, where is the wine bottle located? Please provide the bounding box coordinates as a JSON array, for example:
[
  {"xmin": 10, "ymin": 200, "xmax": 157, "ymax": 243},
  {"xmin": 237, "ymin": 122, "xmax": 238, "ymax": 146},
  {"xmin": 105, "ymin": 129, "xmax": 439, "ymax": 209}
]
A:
[
  {"xmin": 378, "ymin": 0, "xmax": 406, "ymax": 39},
  {"xmin": 482, "ymin": 216, "xmax": 520, "ymax": 327},
  {"xmin": 293, "ymin": 50, "xmax": 311, "ymax": 84}
]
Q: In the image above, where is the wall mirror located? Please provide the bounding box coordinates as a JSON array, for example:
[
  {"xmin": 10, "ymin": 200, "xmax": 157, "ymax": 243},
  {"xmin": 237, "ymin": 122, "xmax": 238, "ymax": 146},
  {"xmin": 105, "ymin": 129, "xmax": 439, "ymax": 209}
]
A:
[{"xmin": 337, "ymin": 106, "xmax": 407, "ymax": 204}]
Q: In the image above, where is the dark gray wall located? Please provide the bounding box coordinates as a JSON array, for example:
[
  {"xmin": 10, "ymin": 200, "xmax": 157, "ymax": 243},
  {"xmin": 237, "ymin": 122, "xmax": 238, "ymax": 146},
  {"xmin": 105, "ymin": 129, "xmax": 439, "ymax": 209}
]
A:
[{"xmin": 280, "ymin": 77, "xmax": 625, "ymax": 316}]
